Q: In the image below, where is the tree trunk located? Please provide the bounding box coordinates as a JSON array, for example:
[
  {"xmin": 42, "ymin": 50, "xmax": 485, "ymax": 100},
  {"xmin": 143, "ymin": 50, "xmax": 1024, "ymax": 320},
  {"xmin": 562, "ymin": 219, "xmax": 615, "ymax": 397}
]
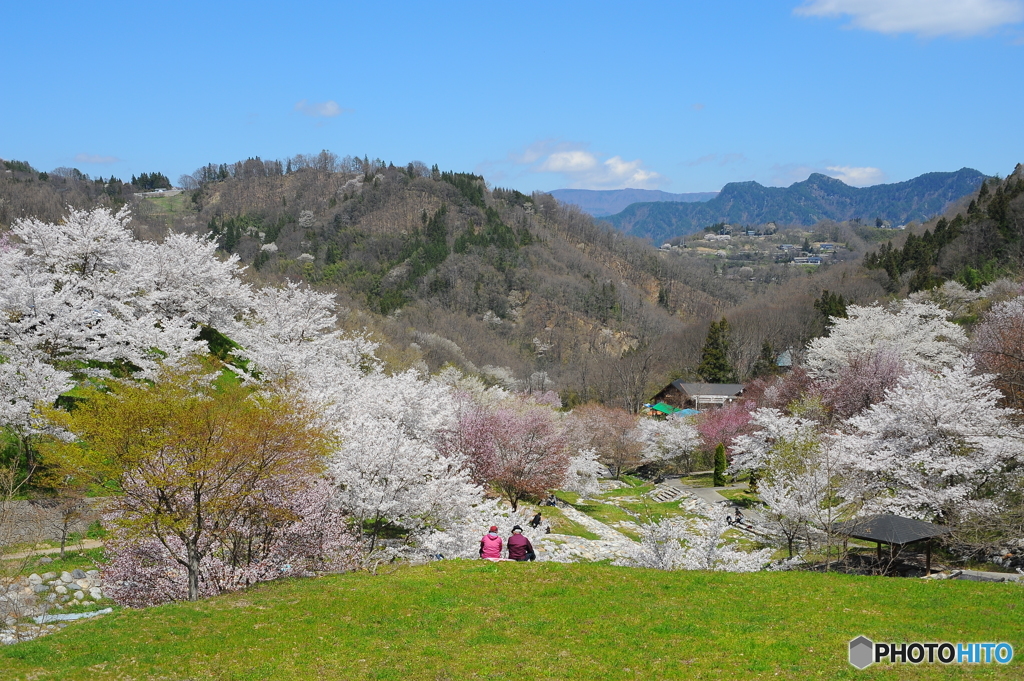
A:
[{"xmin": 187, "ymin": 542, "xmax": 201, "ymax": 601}]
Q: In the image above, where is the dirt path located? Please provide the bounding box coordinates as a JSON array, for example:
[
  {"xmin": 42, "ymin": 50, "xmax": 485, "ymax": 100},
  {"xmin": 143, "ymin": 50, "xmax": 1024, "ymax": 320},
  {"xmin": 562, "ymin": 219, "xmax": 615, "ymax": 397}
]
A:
[{"xmin": 1, "ymin": 539, "xmax": 104, "ymax": 561}]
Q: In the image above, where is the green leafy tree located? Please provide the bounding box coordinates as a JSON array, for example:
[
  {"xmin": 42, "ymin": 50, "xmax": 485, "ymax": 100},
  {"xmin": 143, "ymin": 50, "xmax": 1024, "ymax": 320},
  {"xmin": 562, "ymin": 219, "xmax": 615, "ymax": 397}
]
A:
[
  {"xmin": 42, "ymin": 365, "xmax": 332, "ymax": 601},
  {"xmin": 697, "ymin": 318, "xmax": 736, "ymax": 383}
]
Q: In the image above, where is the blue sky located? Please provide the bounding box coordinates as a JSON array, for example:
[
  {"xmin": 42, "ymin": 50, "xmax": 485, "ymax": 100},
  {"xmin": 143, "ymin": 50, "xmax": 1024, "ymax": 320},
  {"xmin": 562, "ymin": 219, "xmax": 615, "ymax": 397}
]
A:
[{"xmin": 3, "ymin": 1, "xmax": 1024, "ymax": 193}]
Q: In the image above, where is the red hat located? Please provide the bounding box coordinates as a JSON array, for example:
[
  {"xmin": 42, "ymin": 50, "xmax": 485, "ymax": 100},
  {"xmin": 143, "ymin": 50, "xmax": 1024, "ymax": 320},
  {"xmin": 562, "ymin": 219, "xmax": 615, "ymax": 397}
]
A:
[{"xmin": 489, "ymin": 525, "xmax": 498, "ymax": 532}]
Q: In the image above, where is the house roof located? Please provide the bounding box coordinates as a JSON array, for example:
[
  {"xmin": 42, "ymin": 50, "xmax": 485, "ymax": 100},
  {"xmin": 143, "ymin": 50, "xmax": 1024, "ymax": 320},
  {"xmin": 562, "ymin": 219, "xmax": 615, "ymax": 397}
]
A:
[
  {"xmin": 832, "ymin": 514, "xmax": 950, "ymax": 545},
  {"xmin": 671, "ymin": 381, "xmax": 745, "ymax": 397},
  {"xmin": 776, "ymin": 350, "xmax": 793, "ymax": 367}
]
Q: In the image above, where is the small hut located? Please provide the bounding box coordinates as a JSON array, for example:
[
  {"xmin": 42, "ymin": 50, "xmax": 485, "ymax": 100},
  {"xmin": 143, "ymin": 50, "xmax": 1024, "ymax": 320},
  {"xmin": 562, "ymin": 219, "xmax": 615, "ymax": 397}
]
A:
[
  {"xmin": 833, "ymin": 514, "xmax": 950, "ymax": 575},
  {"xmin": 649, "ymin": 381, "xmax": 745, "ymax": 410}
]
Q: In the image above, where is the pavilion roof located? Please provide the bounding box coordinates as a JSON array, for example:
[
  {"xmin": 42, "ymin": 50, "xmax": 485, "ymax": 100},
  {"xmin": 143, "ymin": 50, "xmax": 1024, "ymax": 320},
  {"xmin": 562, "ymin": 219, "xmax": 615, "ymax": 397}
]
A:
[{"xmin": 833, "ymin": 514, "xmax": 950, "ymax": 546}]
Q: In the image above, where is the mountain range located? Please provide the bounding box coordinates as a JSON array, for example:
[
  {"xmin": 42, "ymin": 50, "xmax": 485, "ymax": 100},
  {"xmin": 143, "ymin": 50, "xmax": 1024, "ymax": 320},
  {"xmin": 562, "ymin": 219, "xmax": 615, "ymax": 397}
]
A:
[
  {"xmin": 596, "ymin": 168, "xmax": 985, "ymax": 244},
  {"xmin": 547, "ymin": 188, "xmax": 718, "ymax": 217}
]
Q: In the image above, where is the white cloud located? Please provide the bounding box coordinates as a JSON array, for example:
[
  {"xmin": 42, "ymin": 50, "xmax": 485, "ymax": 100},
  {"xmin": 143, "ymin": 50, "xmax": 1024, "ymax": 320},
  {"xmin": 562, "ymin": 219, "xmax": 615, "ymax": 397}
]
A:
[
  {"xmin": 293, "ymin": 99, "xmax": 346, "ymax": 117},
  {"xmin": 825, "ymin": 165, "xmax": 885, "ymax": 186},
  {"xmin": 769, "ymin": 162, "xmax": 885, "ymax": 187},
  {"xmin": 538, "ymin": 150, "xmax": 599, "ymax": 174},
  {"xmin": 73, "ymin": 153, "xmax": 121, "ymax": 164},
  {"xmin": 795, "ymin": 0, "xmax": 1024, "ymax": 37},
  {"xmin": 510, "ymin": 141, "xmax": 663, "ymax": 189}
]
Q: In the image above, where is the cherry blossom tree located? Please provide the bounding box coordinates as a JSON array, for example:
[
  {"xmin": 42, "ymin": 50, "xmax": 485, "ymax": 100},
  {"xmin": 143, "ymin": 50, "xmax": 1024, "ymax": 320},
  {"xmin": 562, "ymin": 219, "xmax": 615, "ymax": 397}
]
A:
[
  {"xmin": 633, "ymin": 416, "xmax": 701, "ymax": 474},
  {"xmin": 805, "ymin": 301, "xmax": 967, "ymax": 379},
  {"xmin": 694, "ymin": 401, "xmax": 753, "ymax": 455},
  {"xmin": 43, "ymin": 366, "xmax": 334, "ymax": 601},
  {"xmin": 562, "ymin": 447, "xmax": 603, "ymax": 497},
  {"xmin": 844, "ymin": 358, "xmax": 1024, "ymax": 522},
  {"xmin": 617, "ymin": 507, "xmax": 777, "ymax": 572},
  {"xmin": 103, "ymin": 477, "xmax": 359, "ymax": 607},
  {"xmin": 732, "ymin": 408, "xmax": 865, "ymax": 567},
  {"xmin": 563, "ymin": 404, "xmax": 641, "ymax": 479},
  {"xmin": 821, "ymin": 348, "xmax": 907, "ymax": 421},
  {"xmin": 973, "ymin": 296, "xmax": 1024, "ymax": 412},
  {"xmin": 451, "ymin": 399, "xmax": 569, "ymax": 511}
]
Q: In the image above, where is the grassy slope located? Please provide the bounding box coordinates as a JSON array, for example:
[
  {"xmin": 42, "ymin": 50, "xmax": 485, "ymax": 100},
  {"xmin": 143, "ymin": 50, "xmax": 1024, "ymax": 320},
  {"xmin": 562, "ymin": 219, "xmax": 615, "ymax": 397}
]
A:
[{"xmin": 4, "ymin": 562, "xmax": 1022, "ymax": 680}]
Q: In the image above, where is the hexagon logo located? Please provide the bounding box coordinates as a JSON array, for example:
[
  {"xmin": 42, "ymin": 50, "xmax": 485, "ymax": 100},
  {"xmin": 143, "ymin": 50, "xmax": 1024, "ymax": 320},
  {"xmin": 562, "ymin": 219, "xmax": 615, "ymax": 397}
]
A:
[{"xmin": 849, "ymin": 636, "xmax": 874, "ymax": 669}]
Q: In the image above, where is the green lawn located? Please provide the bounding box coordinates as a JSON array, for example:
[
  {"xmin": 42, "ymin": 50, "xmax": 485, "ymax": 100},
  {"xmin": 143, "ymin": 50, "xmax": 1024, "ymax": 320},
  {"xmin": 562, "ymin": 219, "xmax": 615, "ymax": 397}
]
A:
[
  {"xmin": 143, "ymin": 192, "xmax": 191, "ymax": 216},
  {"xmin": 556, "ymin": 481, "xmax": 698, "ymax": 539},
  {"xmin": 1, "ymin": 547, "xmax": 106, "ymax": 577},
  {"xmin": 717, "ymin": 487, "xmax": 761, "ymax": 509},
  {"xmin": 3, "ymin": 562, "xmax": 1021, "ymax": 680},
  {"xmin": 520, "ymin": 502, "xmax": 600, "ymax": 540}
]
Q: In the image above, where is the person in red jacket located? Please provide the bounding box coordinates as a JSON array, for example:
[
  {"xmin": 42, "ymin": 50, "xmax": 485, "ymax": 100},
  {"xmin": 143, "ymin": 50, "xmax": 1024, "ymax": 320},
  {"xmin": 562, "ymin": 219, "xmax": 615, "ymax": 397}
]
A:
[
  {"xmin": 506, "ymin": 525, "xmax": 536, "ymax": 561},
  {"xmin": 480, "ymin": 525, "xmax": 503, "ymax": 560}
]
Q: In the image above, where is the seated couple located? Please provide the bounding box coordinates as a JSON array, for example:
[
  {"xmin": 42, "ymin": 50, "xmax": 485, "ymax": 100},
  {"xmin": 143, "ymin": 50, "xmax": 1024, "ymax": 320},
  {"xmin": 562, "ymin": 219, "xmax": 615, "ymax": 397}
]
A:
[{"xmin": 479, "ymin": 525, "xmax": 536, "ymax": 562}]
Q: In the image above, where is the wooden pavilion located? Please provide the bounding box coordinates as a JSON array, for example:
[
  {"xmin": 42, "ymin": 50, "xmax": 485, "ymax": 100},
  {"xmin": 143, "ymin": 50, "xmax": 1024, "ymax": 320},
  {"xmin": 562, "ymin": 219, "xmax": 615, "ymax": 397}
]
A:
[{"xmin": 833, "ymin": 514, "xmax": 950, "ymax": 575}]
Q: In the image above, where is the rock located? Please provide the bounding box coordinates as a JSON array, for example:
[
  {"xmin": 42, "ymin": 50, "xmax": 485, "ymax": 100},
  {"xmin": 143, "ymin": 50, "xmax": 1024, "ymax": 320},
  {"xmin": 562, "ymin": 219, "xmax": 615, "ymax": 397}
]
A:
[
  {"xmin": 86, "ymin": 570, "xmax": 99, "ymax": 579},
  {"xmin": 41, "ymin": 572, "xmax": 57, "ymax": 581},
  {"xmin": 37, "ymin": 556, "xmax": 53, "ymax": 565},
  {"xmin": 59, "ymin": 595, "xmax": 69, "ymax": 603},
  {"xmin": 27, "ymin": 574, "xmax": 42, "ymax": 585},
  {"xmin": 75, "ymin": 579, "xmax": 90, "ymax": 590},
  {"xmin": 60, "ymin": 572, "xmax": 73, "ymax": 583},
  {"xmin": 31, "ymin": 584, "xmax": 49, "ymax": 594},
  {"xmin": 71, "ymin": 569, "xmax": 87, "ymax": 579},
  {"xmin": 55, "ymin": 585, "xmax": 67, "ymax": 595},
  {"xmin": 73, "ymin": 591, "xmax": 84, "ymax": 601},
  {"xmin": 89, "ymin": 588, "xmax": 102, "ymax": 600}
]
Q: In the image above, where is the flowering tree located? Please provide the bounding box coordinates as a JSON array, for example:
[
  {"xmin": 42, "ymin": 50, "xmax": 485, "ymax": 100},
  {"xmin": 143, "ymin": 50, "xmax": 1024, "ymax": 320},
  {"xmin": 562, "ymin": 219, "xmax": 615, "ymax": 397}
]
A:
[
  {"xmin": 102, "ymin": 477, "xmax": 359, "ymax": 607},
  {"xmin": 821, "ymin": 348, "xmax": 907, "ymax": 421},
  {"xmin": 732, "ymin": 409, "xmax": 864, "ymax": 566},
  {"xmin": 451, "ymin": 399, "xmax": 569, "ymax": 511},
  {"xmin": 0, "ymin": 207, "xmax": 241, "ymax": 379},
  {"xmin": 561, "ymin": 447, "xmax": 603, "ymax": 497},
  {"xmin": 43, "ymin": 366, "xmax": 334, "ymax": 601},
  {"xmin": 564, "ymin": 404, "xmax": 641, "ymax": 478},
  {"xmin": 694, "ymin": 401, "xmax": 754, "ymax": 455},
  {"xmin": 805, "ymin": 301, "xmax": 967, "ymax": 379},
  {"xmin": 844, "ymin": 358, "xmax": 1024, "ymax": 522},
  {"xmin": 973, "ymin": 296, "xmax": 1024, "ymax": 412},
  {"xmin": 617, "ymin": 507, "xmax": 776, "ymax": 572},
  {"xmin": 634, "ymin": 416, "xmax": 701, "ymax": 473}
]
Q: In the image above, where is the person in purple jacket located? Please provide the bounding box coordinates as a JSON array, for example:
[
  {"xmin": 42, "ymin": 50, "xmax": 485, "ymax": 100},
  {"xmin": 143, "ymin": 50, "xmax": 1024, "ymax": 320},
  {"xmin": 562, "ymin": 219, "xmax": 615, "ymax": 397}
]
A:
[
  {"xmin": 506, "ymin": 525, "xmax": 536, "ymax": 561},
  {"xmin": 480, "ymin": 525, "xmax": 503, "ymax": 560}
]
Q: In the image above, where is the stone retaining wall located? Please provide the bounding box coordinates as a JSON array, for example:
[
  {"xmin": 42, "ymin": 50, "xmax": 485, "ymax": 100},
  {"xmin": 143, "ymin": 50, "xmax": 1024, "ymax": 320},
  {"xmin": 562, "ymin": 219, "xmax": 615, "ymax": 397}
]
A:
[
  {"xmin": 1, "ymin": 569, "xmax": 107, "ymax": 644},
  {"xmin": 0, "ymin": 499, "xmax": 108, "ymax": 546}
]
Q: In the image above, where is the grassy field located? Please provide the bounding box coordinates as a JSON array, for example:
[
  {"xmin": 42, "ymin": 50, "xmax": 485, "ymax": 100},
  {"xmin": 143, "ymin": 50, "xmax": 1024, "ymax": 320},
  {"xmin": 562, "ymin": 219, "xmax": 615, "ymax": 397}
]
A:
[{"xmin": 3, "ymin": 561, "xmax": 1021, "ymax": 680}]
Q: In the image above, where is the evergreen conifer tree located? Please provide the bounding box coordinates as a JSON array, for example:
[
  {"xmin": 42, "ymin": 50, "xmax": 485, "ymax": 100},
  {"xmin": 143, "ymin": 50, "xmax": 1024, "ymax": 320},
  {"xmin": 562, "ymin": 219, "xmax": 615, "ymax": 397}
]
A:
[
  {"xmin": 713, "ymin": 443, "xmax": 728, "ymax": 487},
  {"xmin": 750, "ymin": 340, "xmax": 779, "ymax": 379},
  {"xmin": 697, "ymin": 318, "xmax": 736, "ymax": 383}
]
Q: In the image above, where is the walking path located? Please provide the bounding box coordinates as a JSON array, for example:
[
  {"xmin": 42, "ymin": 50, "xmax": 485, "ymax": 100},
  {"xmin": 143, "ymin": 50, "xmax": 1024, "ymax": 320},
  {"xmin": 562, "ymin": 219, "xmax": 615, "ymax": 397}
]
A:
[{"xmin": 1, "ymin": 540, "xmax": 103, "ymax": 561}]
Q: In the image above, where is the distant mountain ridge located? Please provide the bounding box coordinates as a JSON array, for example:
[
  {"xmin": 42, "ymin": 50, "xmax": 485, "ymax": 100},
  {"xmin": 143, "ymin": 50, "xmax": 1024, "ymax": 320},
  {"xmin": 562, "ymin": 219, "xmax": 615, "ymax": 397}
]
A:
[
  {"xmin": 600, "ymin": 169, "xmax": 985, "ymax": 244},
  {"xmin": 548, "ymin": 188, "xmax": 718, "ymax": 217}
]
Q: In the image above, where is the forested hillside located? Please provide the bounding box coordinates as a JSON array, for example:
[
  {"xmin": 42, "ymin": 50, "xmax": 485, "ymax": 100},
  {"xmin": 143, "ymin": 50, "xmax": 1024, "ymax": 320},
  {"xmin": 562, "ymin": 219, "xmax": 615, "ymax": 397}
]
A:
[
  {"xmin": 2, "ymin": 153, "xmax": 1012, "ymax": 410},
  {"xmin": 605, "ymin": 168, "xmax": 985, "ymax": 245}
]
